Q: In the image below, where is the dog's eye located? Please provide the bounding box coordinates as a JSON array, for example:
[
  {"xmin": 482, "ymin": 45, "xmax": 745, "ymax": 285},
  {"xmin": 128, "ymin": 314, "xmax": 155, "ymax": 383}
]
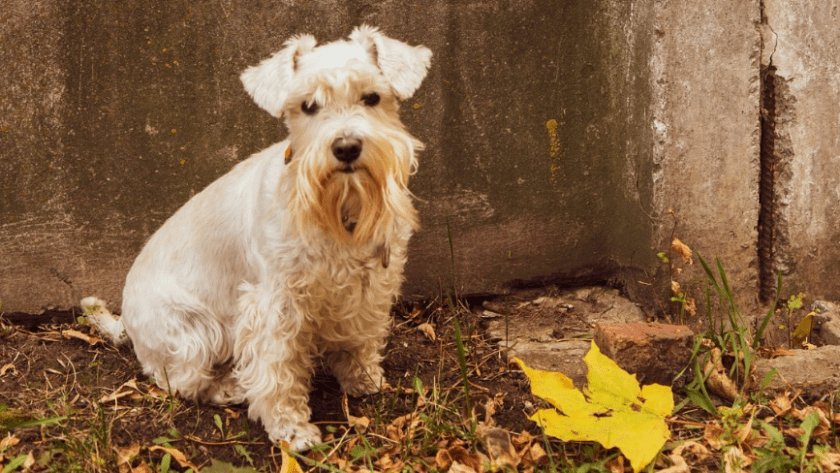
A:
[
  {"xmin": 301, "ymin": 101, "xmax": 319, "ymax": 115},
  {"xmin": 362, "ymin": 93, "xmax": 380, "ymax": 107}
]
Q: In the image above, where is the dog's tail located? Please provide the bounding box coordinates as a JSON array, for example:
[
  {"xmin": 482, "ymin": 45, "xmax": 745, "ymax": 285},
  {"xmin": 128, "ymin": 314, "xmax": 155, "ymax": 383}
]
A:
[{"xmin": 80, "ymin": 297, "xmax": 129, "ymax": 345}]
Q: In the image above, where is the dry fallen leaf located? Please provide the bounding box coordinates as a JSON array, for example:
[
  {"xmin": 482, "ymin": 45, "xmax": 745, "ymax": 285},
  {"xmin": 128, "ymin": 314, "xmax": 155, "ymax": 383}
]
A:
[
  {"xmin": 62, "ymin": 329, "xmax": 102, "ymax": 346},
  {"xmin": 818, "ymin": 451, "xmax": 840, "ymax": 472},
  {"xmin": 671, "ymin": 238, "xmax": 693, "ymax": 265},
  {"xmin": 671, "ymin": 281, "xmax": 681, "ymax": 295},
  {"xmin": 417, "ymin": 322, "xmax": 436, "ymax": 341},
  {"xmin": 0, "ymin": 434, "xmax": 20, "ymax": 449},
  {"xmin": 342, "ymin": 394, "xmax": 371, "ymax": 433},
  {"xmin": 130, "ymin": 461, "xmax": 154, "ymax": 473},
  {"xmin": 100, "ymin": 379, "xmax": 144, "ymax": 404},
  {"xmin": 148, "ymin": 445, "xmax": 199, "ymax": 471},
  {"xmin": 115, "ymin": 442, "xmax": 141, "ymax": 467},
  {"xmin": 279, "ymin": 441, "xmax": 304, "ymax": 473},
  {"xmin": 704, "ymin": 422, "xmax": 725, "ymax": 451},
  {"xmin": 0, "ymin": 363, "xmax": 17, "ymax": 377},
  {"xmin": 480, "ymin": 426, "xmax": 519, "ymax": 470},
  {"xmin": 442, "ymin": 446, "xmax": 484, "ymax": 473},
  {"xmin": 658, "ymin": 441, "xmax": 709, "ymax": 473},
  {"xmin": 723, "ymin": 446, "xmax": 750, "ymax": 473},
  {"xmin": 702, "ymin": 347, "xmax": 739, "ymax": 402},
  {"xmin": 769, "ymin": 392, "xmax": 793, "ymax": 416}
]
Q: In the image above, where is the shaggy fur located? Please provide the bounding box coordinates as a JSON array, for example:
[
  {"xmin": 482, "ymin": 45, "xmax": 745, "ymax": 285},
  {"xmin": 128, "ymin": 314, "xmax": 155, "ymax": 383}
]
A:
[{"xmin": 83, "ymin": 25, "xmax": 431, "ymax": 451}]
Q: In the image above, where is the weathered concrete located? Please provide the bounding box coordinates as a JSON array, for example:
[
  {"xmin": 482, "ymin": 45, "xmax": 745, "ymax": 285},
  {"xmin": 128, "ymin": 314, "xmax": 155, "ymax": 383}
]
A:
[
  {"xmin": 650, "ymin": 1, "xmax": 762, "ymax": 310},
  {"xmin": 3, "ymin": 0, "xmax": 840, "ymax": 315},
  {"xmin": 762, "ymin": 2, "xmax": 840, "ymax": 299},
  {"xmin": 1, "ymin": 1, "xmax": 658, "ymax": 312}
]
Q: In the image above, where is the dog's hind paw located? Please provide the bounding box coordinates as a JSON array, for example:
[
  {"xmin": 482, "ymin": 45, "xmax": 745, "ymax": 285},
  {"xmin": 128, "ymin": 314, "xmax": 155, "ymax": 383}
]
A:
[{"xmin": 339, "ymin": 368, "xmax": 384, "ymax": 397}]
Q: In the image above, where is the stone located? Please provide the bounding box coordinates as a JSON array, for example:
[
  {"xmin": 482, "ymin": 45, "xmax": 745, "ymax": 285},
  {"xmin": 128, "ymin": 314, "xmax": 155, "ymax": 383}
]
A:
[
  {"xmin": 594, "ymin": 322, "xmax": 695, "ymax": 386},
  {"xmin": 754, "ymin": 346, "xmax": 840, "ymax": 399},
  {"xmin": 812, "ymin": 301, "xmax": 840, "ymax": 345}
]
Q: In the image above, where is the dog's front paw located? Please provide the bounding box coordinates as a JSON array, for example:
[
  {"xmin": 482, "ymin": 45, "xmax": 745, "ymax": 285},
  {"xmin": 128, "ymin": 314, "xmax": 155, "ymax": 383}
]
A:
[{"xmin": 269, "ymin": 422, "xmax": 322, "ymax": 452}]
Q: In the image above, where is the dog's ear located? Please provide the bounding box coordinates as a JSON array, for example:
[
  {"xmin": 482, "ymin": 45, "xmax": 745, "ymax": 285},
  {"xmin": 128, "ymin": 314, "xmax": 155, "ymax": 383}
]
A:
[
  {"xmin": 240, "ymin": 34, "xmax": 318, "ymax": 117},
  {"xmin": 350, "ymin": 25, "xmax": 432, "ymax": 100}
]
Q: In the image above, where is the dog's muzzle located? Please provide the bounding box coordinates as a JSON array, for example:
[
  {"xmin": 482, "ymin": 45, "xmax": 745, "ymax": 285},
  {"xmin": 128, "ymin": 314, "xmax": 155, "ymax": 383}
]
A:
[{"xmin": 332, "ymin": 137, "xmax": 362, "ymax": 168}]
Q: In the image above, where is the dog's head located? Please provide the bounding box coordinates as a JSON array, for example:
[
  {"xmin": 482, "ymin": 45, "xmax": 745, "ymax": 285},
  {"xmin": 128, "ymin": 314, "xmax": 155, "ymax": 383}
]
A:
[{"xmin": 241, "ymin": 25, "xmax": 431, "ymax": 245}]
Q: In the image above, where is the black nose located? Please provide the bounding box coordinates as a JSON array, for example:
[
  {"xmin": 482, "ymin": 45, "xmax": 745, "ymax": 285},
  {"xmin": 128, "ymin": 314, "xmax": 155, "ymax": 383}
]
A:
[{"xmin": 332, "ymin": 137, "xmax": 362, "ymax": 163}]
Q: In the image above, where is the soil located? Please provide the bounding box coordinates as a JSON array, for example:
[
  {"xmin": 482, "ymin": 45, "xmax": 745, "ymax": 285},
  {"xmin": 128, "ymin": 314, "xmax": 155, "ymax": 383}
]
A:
[{"xmin": 0, "ymin": 294, "xmax": 551, "ymax": 471}]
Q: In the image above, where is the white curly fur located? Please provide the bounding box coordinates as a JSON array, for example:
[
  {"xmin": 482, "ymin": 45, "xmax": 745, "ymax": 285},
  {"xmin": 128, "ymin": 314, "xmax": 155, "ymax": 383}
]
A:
[{"xmin": 83, "ymin": 25, "xmax": 431, "ymax": 451}]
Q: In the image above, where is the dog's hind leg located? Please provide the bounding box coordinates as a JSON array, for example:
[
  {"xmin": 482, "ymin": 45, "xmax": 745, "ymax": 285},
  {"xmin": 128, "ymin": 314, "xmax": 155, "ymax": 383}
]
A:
[{"xmin": 126, "ymin": 303, "xmax": 236, "ymax": 403}]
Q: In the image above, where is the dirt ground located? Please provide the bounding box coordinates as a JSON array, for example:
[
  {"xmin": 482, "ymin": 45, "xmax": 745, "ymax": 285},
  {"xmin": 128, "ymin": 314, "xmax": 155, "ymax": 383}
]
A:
[{"xmin": 0, "ymin": 293, "xmax": 555, "ymax": 471}]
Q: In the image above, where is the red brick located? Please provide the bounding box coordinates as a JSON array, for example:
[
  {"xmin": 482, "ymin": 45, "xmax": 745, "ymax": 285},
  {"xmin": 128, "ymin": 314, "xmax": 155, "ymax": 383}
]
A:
[{"xmin": 594, "ymin": 322, "xmax": 694, "ymax": 386}]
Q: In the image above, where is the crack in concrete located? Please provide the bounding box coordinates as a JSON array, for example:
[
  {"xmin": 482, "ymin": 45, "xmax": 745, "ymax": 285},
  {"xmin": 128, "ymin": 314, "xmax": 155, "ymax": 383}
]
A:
[{"xmin": 758, "ymin": 1, "xmax": 779, "ymax": 303}]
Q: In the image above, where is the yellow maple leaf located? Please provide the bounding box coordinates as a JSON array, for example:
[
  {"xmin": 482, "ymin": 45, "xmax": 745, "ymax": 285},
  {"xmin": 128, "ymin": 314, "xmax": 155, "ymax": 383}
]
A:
[
  {"xmin": 516, "ymin": 342, "xmax": 674, "ymax": 472},
  {"xmin": 279, "ymin": 441, "xmax": 304, "ymax": 473}
]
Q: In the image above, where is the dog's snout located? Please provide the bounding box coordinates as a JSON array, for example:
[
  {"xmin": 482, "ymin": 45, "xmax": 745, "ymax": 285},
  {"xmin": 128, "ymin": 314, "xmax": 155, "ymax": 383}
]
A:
[{"xmin": 332, "ymin": 137, "xmax": 362, "ymax": 164}]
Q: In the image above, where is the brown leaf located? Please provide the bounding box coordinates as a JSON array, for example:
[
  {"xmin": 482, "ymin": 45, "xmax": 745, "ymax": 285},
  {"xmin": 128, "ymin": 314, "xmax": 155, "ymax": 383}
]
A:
[
  {"xmin": 671, "ymin": 281, "xmax": 681, "ymax": 295},
  {"xmin": 684, "ymin": 297, "xmax": 697, "ymax": 316},
  {"xmin": 447, "ymin": 446, "xmax": 485, "ymax": 472},
  {"xmin": 131, "ymin": 462, "xmax": 154, "ymax": 473},
  {"xmin": 0, "ymin": 434, "xmax": 20, "ymax": 450},
  {"xmin": 417, "ymin": 323, "xmax": 436, "ymax": 341},
  {"xmin": 342, "ymin": 394, "xmax": 370, "ymax": 433},
  {"xmin": 659, "ymin": 441, "xmax": 709, "ymax": 473},
  {"xmin": 115, "ymin": 442, "xmax": 141, "ymax": 466},
  {"xmin": 723, "ymin": 446, "xmax": 750, "ymax": 473},
  {"xmin": 100, "ymin": 379, "xmax": 142, "ymax": 404},
  {"xmin": 818, "ymin": 451, "xmax": 840, "ymax": 472},
  {"xmin": 704, "ymin": 422, "xmax": 725, "ymax": 451},
  {"xmin": 481, "ymin": 426, "xmax": 519, "ymax": 470},
  {"xmin": 702, "ymin": 348, "xmax": 739, "ymax": 401},
  {"xmin": 671, "ymin": 238, "xmax": 693, "ymax": 265},
  {"xmin": 435, "ymin": 447, "xmax": 453, "ymax": 471},
  {"xmin": 769, "ymin": 392, "xmax": 792, "ymax": 416},
  {"xmin": 62, "ymin": 329, "xmax": 102, "ymax": 346},
  {"xmin": 0, "ymin": 363, "xmax": 17, "ymax": 377},
  {"xmin": 148, "ymin": 446, "xmax": 199, "ymax": 471}
]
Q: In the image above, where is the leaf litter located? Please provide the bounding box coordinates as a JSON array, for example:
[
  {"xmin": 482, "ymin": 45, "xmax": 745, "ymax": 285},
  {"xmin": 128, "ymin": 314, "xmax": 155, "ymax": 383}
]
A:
[{"xmin": 4, "ymin": 286, "xmax": 840, "ymax": 471}]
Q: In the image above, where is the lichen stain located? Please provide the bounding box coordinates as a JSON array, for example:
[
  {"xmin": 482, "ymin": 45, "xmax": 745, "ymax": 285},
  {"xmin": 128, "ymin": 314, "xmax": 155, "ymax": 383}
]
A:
[{"xmin": 546, "ymin": 119, "xmax": 561, "ymax": 183}]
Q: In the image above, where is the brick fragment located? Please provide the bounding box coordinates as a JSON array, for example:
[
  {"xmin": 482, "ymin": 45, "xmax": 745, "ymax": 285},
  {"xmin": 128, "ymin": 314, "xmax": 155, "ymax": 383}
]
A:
[{"xmin": 594, "ymin": 323, "xmax": 694, "ymax": 386}]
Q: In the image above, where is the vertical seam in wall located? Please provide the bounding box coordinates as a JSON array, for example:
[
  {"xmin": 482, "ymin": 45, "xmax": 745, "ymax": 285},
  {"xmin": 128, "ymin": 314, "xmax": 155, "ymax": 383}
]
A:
[{"xmin": 757, "ymin": 2, "xmax": 778, "ymax": 303}]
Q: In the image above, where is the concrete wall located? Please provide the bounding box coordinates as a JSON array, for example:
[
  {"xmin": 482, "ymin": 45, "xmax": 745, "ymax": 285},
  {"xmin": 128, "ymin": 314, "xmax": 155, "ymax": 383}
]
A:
[
  {"xmin": 763, "ymin": 1, "xmax": 840, "ymax": 297},
  {"xmin": 651, "ymin": 1, "xmax": 762, "ymax": 309},
  {"xmin": 2, "ymin": 0, "xmax": 839, "ymax": 313}
]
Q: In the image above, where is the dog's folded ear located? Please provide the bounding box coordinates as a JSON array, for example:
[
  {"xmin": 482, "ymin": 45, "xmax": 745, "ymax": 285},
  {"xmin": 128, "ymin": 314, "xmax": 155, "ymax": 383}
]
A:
[
  {"xmin": 241, "ymin": 34, "xmax": 318, "ymax": 118},
  {"xmin": 350, "ymin": 25, "xmax": 432, "ymax": 101}
]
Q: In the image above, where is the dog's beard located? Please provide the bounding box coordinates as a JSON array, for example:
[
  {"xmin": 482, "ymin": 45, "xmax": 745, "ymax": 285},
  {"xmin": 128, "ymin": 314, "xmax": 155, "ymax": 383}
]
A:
[
  {"xmin": 285, "ymin": 132, "xmax": 420, "ymax": 245},
  {"xmin": 317, "ymin": 169, "xmax": 383, "ymax": 242}
]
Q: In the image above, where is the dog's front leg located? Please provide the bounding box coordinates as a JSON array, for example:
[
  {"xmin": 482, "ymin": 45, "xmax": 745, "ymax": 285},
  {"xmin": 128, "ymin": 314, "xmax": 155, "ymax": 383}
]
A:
[{"xmin": 234, "ymin": 284, "xmax": 321, "ymax": 451}]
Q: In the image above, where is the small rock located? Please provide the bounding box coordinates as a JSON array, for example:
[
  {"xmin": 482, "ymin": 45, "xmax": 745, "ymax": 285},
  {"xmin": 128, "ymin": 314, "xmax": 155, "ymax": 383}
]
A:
[
  {"xmin": 754, "ymin": 346, "xmax": 840, "ymax": 399},
  {"xmin": 820, "ymin": 320, "xmax": 840, "ymax": 345},
  {"xmin": 594, "ymin": 322, "xmax": 695, "ymax": 386}
]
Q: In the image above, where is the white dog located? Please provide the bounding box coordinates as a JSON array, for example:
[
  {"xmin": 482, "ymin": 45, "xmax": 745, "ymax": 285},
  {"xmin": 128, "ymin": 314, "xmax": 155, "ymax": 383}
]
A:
[{"xmin": 82, "ymin": 25, "xmax": 431, "ymax": 451}]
